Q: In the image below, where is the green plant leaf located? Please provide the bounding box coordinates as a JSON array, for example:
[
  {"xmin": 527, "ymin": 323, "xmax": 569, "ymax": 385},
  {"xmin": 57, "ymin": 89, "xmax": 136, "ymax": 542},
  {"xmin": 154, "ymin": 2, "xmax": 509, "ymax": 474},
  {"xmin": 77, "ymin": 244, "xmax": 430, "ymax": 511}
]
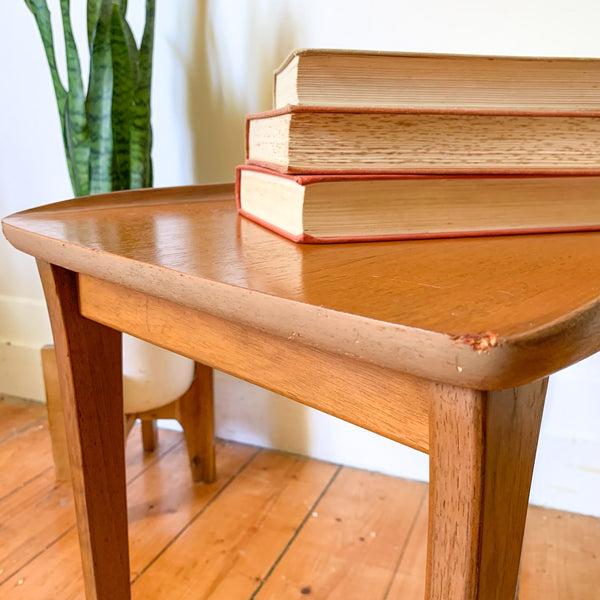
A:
[
  {"xmin": 130, "ymin": 0, "xmax": 155, "ymax": 188},
  {"xmin": 24, "ymin": 0, "xmax": 67, "ymax": 130},
  {"xmin": 62, "ymin": 97, "xmax": 86, "ymax": 195},
  {"xmin": 27, "ymin": 0, "xmax": 155, "ymax": 196},
  {"xmin": 114, "ymin": 0, "xmax": 129, "ymax": 17},
  {"xmin": 86, "ymin": 1, "xmax": 113, "ymax": 195},
  {"xmin": 87, "ymin": 0, "xmax": 111, "ymax": 51},
  {"xmin": 59, "ymin": 0, "xmax": 90, "ymax": 196},
  {"xmin": 112, "ymin": 0, "xmax": 139, "ymax": 113},
  {"xmin": 87, "ymin": 0, "xmax": 100, "ymax": 50},
  {"xmin": 110, "ymin": 4, "xmax": 134, "ymax": 191},
  {"xmin": 121, "ymin": 18, "xmax": 139, "ymax": 86},
  {"xmin": 60, "ymin": 99, "xmax": 78, "ymax": 193}
]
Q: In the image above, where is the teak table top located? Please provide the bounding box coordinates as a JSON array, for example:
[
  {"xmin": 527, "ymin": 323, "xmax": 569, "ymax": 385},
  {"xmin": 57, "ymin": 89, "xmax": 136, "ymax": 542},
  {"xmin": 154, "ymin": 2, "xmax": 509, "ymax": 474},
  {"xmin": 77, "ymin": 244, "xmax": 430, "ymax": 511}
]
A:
[{"xmin": 4, "ymin": 184, "xmax": 600, "ymax": 391}]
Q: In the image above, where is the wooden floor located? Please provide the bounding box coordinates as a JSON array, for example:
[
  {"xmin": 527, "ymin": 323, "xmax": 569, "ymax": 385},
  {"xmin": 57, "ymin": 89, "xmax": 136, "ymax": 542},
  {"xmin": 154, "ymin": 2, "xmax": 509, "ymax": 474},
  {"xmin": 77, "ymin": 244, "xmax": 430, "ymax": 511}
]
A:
[{"xmin": 0, "ymin": 396, "xmax": 598, "ymax": 599}]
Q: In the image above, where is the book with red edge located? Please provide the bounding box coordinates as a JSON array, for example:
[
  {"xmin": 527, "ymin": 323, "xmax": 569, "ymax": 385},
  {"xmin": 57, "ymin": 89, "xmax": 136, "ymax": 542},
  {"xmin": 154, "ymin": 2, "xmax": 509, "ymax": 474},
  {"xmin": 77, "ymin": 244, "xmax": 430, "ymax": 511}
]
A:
[{"xmin": 236, "ymin": 164, "xmax": 600, "ymax": 244}]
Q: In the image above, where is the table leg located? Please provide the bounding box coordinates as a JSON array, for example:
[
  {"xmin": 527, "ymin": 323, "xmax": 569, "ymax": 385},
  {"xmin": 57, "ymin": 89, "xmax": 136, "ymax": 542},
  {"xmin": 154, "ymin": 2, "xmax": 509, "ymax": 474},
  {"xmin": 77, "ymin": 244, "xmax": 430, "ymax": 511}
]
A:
[
  {"xmin": 176, "ymin": 362, "xmax": 216, "ymax": 483},
  {"xmin": 38, "ymin": 261, "xmax": 130, "ymax": 600},
  {"xmin": 426, "ymin": 378, "xmax": 547, "ymax": 600}
]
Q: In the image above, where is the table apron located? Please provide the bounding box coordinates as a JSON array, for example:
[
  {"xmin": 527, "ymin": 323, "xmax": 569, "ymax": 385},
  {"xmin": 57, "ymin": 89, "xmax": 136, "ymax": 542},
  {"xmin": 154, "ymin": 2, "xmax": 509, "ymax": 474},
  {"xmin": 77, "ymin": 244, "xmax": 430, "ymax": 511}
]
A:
[{"xmin": 77, "ymin": 273, "xmax": 432, "ymax": 454}]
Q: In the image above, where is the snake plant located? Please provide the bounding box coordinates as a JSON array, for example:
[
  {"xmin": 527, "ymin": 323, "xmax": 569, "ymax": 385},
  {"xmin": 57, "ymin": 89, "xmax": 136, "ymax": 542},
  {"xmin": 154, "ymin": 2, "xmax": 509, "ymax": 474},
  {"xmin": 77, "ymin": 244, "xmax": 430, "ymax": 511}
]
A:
[{"xmin": 24, "ymin": 0, "xmax": 156, "ymax": 196}]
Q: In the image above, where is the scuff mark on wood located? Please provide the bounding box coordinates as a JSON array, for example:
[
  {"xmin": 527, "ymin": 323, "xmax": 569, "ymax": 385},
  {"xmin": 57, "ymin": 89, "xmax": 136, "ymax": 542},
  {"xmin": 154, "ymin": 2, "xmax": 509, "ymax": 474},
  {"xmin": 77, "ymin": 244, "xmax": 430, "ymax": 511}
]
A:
[{"xmin": 451, "ymin": 331, "xmax": 499, "ymax": 353}]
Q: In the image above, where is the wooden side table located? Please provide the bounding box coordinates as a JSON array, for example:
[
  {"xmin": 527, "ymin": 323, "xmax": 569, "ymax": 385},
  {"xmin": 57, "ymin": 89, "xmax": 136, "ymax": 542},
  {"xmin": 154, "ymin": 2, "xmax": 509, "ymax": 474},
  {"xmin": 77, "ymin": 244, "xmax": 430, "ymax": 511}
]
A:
[{"xmin": 3, "ymin": 184, "xmax": 600, "ymax": 600}]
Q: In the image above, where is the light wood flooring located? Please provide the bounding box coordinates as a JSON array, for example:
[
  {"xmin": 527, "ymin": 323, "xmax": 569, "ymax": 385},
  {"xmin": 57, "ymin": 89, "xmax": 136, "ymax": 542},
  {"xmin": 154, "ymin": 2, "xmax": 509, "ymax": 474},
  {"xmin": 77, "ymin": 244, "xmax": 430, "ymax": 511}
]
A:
[{"xmin": 1, "ymin": 395, "xmax": 598, "ymax": 599}]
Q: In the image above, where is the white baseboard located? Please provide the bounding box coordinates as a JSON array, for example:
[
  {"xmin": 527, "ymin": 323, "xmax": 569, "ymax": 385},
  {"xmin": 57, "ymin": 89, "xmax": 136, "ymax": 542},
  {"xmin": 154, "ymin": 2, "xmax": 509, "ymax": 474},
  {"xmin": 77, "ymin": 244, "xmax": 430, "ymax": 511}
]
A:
[
  {"xmin": 0, "ymin": 342, "xmax": 46, "ymax": 401},
  {"xmin": 0, "ymin": 293, "xmax": 52, "ymax": 347},
  {"xmin": 530, "ymin": 436, "xmax": 600, "ymax": 517},
  {"xmin": 0, "ymin": 294, "xmax": 51, "ymax": 401},
  {"xmin": 211, "ymin": 371, "xmax": 600, "ymax": 518}
]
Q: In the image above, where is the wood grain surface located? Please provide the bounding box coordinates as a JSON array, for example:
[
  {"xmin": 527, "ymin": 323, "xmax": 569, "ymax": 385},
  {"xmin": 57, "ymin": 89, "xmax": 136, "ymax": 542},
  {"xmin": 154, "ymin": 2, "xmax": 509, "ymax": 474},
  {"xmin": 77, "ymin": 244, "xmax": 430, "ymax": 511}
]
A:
[
  {"xmin": 3, "ymin": 186, "xmax": 600, "ymax": 600},
  {"xmin": 2, "ymin": 398, "xmax": 599, "ymax": 600},
  {"xmin": 427, "ymin": 379, "xmax": 547, "ymax": 600},
  {"xmin": 41, "ymin": 345, "xmax": 71, "ymax": 480},
  {"xmin": 0, "ymin": 397, "xmax": 46, "ymax": 442},
  {"xmin": 3, "ymin": 185, "xmax": 600, "ymax": 389},
  {"xmin": 78, "ymin": 274, "xmax": 431, "ymax": 453},
  {"xmin": 253, "ymin": 468, "xmax": 427, "ymax": 600},
  {"xmin": 37, "ymin": 262, "xmax": 129, "ymax": 600}
]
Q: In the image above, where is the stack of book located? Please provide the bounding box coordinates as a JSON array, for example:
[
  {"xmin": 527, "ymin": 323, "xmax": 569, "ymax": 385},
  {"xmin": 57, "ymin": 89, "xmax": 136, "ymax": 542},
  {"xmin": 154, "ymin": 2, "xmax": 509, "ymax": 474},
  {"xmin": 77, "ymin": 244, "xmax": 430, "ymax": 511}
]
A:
[{"xmin": 236, "ymin": 48, "xmax": 600, "ymax": 243}]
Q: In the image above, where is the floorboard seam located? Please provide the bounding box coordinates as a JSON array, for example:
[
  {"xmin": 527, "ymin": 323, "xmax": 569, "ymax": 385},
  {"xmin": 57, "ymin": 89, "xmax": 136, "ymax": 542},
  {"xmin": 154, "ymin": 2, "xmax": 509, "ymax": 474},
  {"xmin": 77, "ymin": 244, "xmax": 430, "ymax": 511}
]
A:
[
  {"xmin": 248, "ymin": 463, "xmax": 344, "ymax": 600},
  {"xmin": 382, "ymin": 486, "xmax": 428, "ymax": 600},
  {"xmin": 0, "ymin": 416, "xmax": 48, "ymax": 446},
  {"xmin": 0, "ymin": 524, "xmax": 77, "ymax": 588},
  {"xmin": 0, "ymin": 466, "xmax": 54, "ymax": 504},
  {"xmin": 0, "ymin": 433, "xmax": 185, "ymax": 589},
  {"xmin": 130, "ymin": 445, "xmax": 262, "ymax": 585},
  {"xmin": 126, "ymin": 434, "xmax": 185, "ymax": 486}
]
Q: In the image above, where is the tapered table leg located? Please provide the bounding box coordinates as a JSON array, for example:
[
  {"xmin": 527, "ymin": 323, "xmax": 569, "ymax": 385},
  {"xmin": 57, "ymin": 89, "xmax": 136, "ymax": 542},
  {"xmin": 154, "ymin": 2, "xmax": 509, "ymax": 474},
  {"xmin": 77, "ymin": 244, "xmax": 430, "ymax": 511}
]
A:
[
  {"xmin": 176, "ymin": 361, "xmax": 216, "ymax": 483},
  {"xmin": 141, "ymin": 419, "xmax": 158, "ymax": 452},
  {"xmin": 38, "ymin": 261, "xmax": 130, "ymax": 600},
  {"xmin": 426, "ymin": 378, "xmax": 547, "ymax": 600}
]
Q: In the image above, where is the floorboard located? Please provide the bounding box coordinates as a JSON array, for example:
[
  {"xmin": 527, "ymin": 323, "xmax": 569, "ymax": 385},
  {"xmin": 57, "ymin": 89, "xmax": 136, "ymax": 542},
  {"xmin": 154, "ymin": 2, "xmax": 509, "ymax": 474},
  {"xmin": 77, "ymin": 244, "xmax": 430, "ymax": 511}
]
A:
[
  {"xmin": 0, "ymin": 396, "xmax": 598, "ymax": 599},
  {"xmin": 0, "ymin": 396, "xmax": 46, "ymax": 443},
  {"xmin": 254, "ymin": 469, "xmax": 427, "ymax": 600}
]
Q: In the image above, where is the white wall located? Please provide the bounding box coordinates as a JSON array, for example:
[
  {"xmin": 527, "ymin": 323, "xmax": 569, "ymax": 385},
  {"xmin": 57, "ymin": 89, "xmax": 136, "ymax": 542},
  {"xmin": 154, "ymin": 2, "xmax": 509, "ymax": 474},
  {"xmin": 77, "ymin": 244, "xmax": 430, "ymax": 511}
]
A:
[{"xmin": 1, "ymin": 0, "xmax": 599, "ymax": 516}]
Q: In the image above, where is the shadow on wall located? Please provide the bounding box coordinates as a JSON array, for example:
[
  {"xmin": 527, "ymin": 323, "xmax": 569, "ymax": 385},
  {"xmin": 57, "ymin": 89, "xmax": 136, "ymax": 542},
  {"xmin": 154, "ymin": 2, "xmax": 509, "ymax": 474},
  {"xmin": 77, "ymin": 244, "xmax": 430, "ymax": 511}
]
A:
[
  {"xmin": 186, "ymin": 2, "xmax": 310, "ymax": 455},
  {"xmin": 186, "ymin": 0, "xmax": 300, "ymax": 184}
]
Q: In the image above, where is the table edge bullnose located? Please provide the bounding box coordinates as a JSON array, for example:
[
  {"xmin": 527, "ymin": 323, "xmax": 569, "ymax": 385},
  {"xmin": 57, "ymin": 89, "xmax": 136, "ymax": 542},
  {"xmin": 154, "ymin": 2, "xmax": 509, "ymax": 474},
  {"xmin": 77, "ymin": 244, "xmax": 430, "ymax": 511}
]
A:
[{"xmin": 4, "ymin": 216, "xmax": 600, "ymax": 390}]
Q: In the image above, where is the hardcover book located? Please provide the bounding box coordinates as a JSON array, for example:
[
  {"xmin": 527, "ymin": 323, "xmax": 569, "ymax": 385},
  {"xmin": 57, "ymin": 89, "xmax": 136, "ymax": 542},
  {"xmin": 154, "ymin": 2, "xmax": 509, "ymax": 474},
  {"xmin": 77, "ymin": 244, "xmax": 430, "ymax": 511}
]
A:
[
  {"xmin": 274, "ymin": 48, "xmax": 600, "ymax": 111},
  {"xmin": 246, "ymin": 105, "xmax": 600, "ymax": 175},
  {"xmin": 236, "ymin": 165, "xmax": 600, "ymax": 244}
]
